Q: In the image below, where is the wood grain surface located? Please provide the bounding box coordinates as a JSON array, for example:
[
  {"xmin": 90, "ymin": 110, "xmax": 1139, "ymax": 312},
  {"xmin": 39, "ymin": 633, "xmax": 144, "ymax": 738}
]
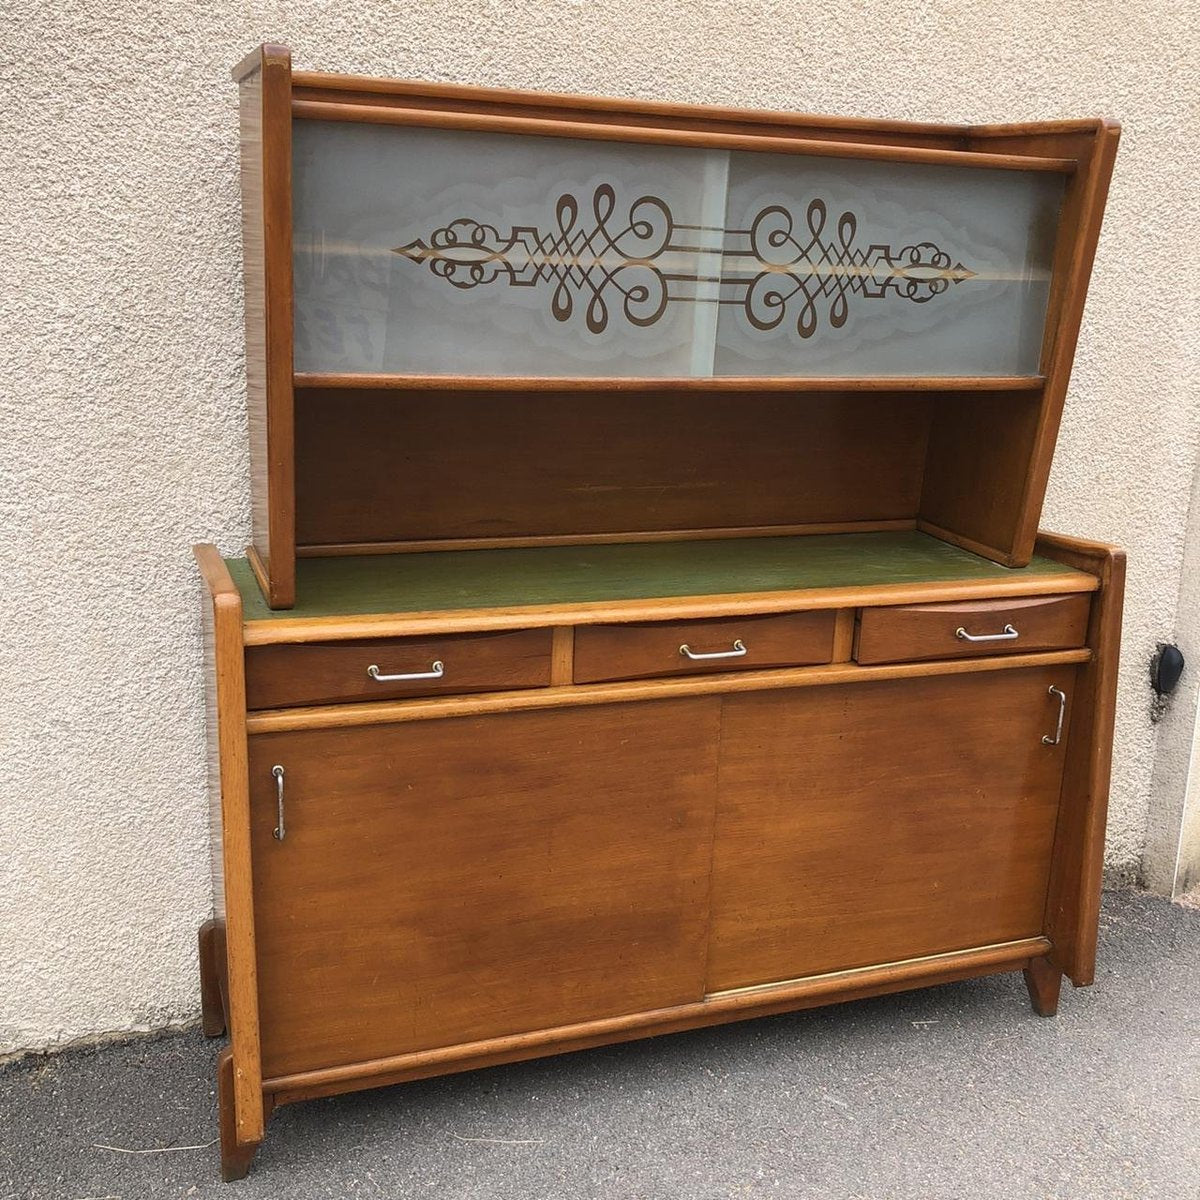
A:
[
  {"xmin": 194, "ymin": 545, "xmax": 264, "ymax": 1145},
  {"xmin": 249, "ymin": 699, "xmax": 720, "ymax": 1077},
  {"xmin": 245, "ymin": 628, "xmax": 553, "ymax": 708},
  {"xmin": 854, "ymin": 592, "xmax": 1091, "ymax": 665},
  {"xmin": 1036, "ymin": 532, "xmax": 1126, "ymax": 984},
  {"xmin": 244, "ymin": 649, "xmax": 1093, "ymax": 735},
  {"xmin": 263, "ymin": 936, "xmax": 1050, "ymax": 1103},
  {"xmin": 574, "ymin": 611, "xmax": 835, "ymax": 683},
  {"xmin": 239, "ymin": 45, "xmax": 295, "ymax": 608},
  {"xmin": 294, "ymin": 390, "xmax": 934, "ymax": 548}
]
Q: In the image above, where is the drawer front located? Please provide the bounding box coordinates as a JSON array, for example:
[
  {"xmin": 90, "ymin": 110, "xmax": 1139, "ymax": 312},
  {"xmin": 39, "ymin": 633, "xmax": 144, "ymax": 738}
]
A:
[
  {"xmin": 574, "ymin": 611, "xmax": 836, "ymax": 684},
  {"xmin": 855, "ymin": 593, "xmax": 1091, "ymax": 666},
  {"xmin": 245, "ymin": 628, "xmax": 554, "ymax": 709}
]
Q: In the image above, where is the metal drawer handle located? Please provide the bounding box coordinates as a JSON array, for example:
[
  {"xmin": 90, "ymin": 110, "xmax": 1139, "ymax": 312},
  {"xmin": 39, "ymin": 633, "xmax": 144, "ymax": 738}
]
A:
[
  {"xmin": 679, "ymin": 639, "xmax": 748, "ymax": 661},
  {"xmin": 271, "ymin": 765, "xmax": 285, "ymax": 841},
  {"xmin": 367, "ymin": 661, "xmax": 445, "ymax": 682},
  {"xmin": 955, "ymin": 623, "xmax": 1019, "ymax": 643},
  {"xmin": 1042, "ymin": 686, "xmax": 1067, "ymax": 746}
]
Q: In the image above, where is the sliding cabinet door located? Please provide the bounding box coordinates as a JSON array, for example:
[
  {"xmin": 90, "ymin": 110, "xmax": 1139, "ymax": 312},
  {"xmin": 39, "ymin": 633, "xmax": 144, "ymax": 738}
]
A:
[
  {"xmin": 708, "ymin": 667, "xmax": 1074, "ymax": 991},
  {"xmin": 249, "ymin": 698, "xmax": 720, "ymax": 1078}
]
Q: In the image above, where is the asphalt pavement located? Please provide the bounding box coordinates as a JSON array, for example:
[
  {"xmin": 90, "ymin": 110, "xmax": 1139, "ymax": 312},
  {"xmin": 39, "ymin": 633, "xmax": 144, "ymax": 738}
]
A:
[{"xmin": 2, "ymin": 888, "xmax": 1197, "ymax": 1199}]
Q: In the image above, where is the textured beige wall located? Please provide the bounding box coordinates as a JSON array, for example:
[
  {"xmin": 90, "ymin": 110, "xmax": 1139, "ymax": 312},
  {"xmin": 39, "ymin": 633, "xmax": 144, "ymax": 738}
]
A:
[
  {"xmin": 1145, "ymin": 456, "xmax": 1200, "ymax": 898},
  {"xmin": 3, "ymin": 1, "xmax": 1198, "ymax": 1053}
]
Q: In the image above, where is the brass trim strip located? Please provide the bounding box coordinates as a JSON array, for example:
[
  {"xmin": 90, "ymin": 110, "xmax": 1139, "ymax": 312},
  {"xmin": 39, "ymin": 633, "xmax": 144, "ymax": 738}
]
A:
[{"xmin": 708, "ymin": 936, "xmax": 1050, "ymax": 999}]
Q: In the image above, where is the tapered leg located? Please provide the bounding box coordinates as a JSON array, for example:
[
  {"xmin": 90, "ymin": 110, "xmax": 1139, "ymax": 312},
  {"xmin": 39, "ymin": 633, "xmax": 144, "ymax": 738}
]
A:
[
  {"xmin": 1023, "ymin": 955, "xmax": 1063, "ymax": 1017},
  {"xmin": 217, "ymin": 1048, "xmax": 261, "ymax": 1181},
  {"xmin": 198, "ymin": 920, "xmax": 227, "ymax": 1037}
]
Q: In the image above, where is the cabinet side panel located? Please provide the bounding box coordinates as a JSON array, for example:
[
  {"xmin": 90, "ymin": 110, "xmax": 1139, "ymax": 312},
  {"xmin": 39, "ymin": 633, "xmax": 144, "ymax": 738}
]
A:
[
  {"xmin": 194, "ymin": 546, "xmax": 265, "ymax": 1144},
  {"xmin": 917, "ymin": 389, "xmax": 1043, "ymax": 564},
  {"xmin": 1037, "ymin": 534, "xmax": 1125, "ymax": 985},
  {"xmin": 238, "ymin": 50, "xmax": 295, "ymax": 607},
  {"xmin": 1014, "ymin": 125, "xmax": 1119, "ymax": 559},
  {"xmin": 239, "ymin": 69, "xmax": 270, "ymax": 580}
]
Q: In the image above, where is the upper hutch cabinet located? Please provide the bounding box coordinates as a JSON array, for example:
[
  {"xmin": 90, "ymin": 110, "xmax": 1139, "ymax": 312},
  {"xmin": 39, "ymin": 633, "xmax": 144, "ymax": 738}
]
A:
[{"xmin": 234, "ymin": 45, "xmax": 1117, "ymax": 608}]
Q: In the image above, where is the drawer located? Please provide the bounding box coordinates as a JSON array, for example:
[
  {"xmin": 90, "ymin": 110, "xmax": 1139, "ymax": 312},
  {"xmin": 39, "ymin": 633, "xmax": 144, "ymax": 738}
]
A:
[
  {"xmin": 854, "ymin": 593, "xmax": 1090, "ymax": 666},
  {"xmin": 574, "ymin": 611, "xmax": 836, "ymax": 684},
  {"xmin": 245, "ymin": 628, "xmax": 554, "ymax": 709}
]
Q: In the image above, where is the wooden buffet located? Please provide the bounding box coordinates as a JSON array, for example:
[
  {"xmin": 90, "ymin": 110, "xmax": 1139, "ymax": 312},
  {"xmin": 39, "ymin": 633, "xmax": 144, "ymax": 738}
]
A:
[{"xmin": 197, "ymin": 44, "xmax": 1123, "ymax": 1179}]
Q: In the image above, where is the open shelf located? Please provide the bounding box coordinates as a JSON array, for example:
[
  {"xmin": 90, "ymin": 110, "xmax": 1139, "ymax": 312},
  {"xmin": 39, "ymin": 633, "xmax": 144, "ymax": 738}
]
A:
[
  {"xmin": 293, "ymin": 374, "xmax": 1046, "ymax": 393},
  {"xmin": 229, "ymin": 530, "xmax": 1093, "ymax": 628}
]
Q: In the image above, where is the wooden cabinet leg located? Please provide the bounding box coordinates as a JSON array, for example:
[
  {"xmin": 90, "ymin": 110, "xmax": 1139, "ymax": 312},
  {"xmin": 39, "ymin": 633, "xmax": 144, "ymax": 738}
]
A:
[
  {"xmin": 1023, "ymin": 955, "xmax": 1063, "ymax": 1017},
  {"xmin": 198, "ymin": 919, "xmax": 227, "ymax": 1037},
  {"xmin": 217, "ymin": 1048, "xmax": 262, "ymax": 1181}
]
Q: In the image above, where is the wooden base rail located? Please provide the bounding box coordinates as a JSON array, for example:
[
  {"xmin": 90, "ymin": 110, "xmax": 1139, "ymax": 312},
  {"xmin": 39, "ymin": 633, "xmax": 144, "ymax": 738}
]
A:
[
  {"xmin": 295, "ymin": 520, "xmax": 922, "ymax": 558},
  {"xmin": 265, "ymin": 937, "xmax": 1050, "ymax": 1104},
  {"xmin": 295, "ymin": 520, "xmax": 921, "ymax": 558},
  {"xmin": 245, "ymin": 649, "xmax": 1092, "ymax": 733}
]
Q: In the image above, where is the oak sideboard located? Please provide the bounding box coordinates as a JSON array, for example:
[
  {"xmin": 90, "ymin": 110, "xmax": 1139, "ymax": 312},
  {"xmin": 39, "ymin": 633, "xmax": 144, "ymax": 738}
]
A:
[{"xmin": 197, "ymin": 44, "xmax": 1122, "ymax": 1179}]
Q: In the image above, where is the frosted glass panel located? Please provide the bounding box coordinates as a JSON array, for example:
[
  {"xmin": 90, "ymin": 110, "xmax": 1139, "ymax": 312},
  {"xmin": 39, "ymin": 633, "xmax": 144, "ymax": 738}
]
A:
[
  {"xmin": 292, "ymin": 121, "xmax": 1063, "ymax": 377},
  {"xmin": 713, "ymin": 155, "xmax": 1063, "ymax": 376},
  {"xmin": 292, "ymin": 121, "xmax": 726, "ymax": 376}
]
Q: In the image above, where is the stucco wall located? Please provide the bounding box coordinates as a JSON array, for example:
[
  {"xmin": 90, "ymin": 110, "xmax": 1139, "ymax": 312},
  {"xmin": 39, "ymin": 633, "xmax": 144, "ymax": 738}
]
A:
[{"xmin": 3, "ymin": 1, "xmax": 1198, "ymax": 1054}]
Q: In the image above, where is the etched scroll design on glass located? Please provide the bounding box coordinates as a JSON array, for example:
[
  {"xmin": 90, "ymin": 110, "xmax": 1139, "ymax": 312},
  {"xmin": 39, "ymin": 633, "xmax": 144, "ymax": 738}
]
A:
[
  {"xmin": 395, "ymin": 184, "xmax": 672, "ymax": 334},
  {"xmin": 394, "ymin": 186, "xmax": 976, "ymax": 338},
  {"xmin": 739, "ymin": 199, "xmax": 976, "ymax": 337}
]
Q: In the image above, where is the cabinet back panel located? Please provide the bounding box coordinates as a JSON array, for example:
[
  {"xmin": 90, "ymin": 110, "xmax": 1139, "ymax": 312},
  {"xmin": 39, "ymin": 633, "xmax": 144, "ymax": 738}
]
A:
[{"xmin": 295, "ymin": 389, "xmax": 934, "ymax": 547}]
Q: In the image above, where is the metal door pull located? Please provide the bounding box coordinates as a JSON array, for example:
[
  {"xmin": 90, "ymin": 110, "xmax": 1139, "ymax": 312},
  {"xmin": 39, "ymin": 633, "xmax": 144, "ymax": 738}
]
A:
[
  {"xmin": 679, "ymin": 639, "xmax": 748, "ymax": 661},
  {"xmin": 367, "ymin": 661, "xmax": 445, "ymax": 682},
  {"xmin": 955, "ymin": 624, "xmax": 1019, "ymax": 643},
  {"xmin": 1042, "ymin": 686, "xmax": 1067, "ymax": 746},
  {"xmin": 271, "ymin": 765, "xmax": 285, "ymax": 841}
]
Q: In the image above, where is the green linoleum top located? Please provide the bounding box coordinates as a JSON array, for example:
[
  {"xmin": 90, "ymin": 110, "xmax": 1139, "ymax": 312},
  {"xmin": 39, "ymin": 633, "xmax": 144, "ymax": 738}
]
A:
[{"xmin": 228, "ymin": 532, "xmax": 1084, "ymax": 621}]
